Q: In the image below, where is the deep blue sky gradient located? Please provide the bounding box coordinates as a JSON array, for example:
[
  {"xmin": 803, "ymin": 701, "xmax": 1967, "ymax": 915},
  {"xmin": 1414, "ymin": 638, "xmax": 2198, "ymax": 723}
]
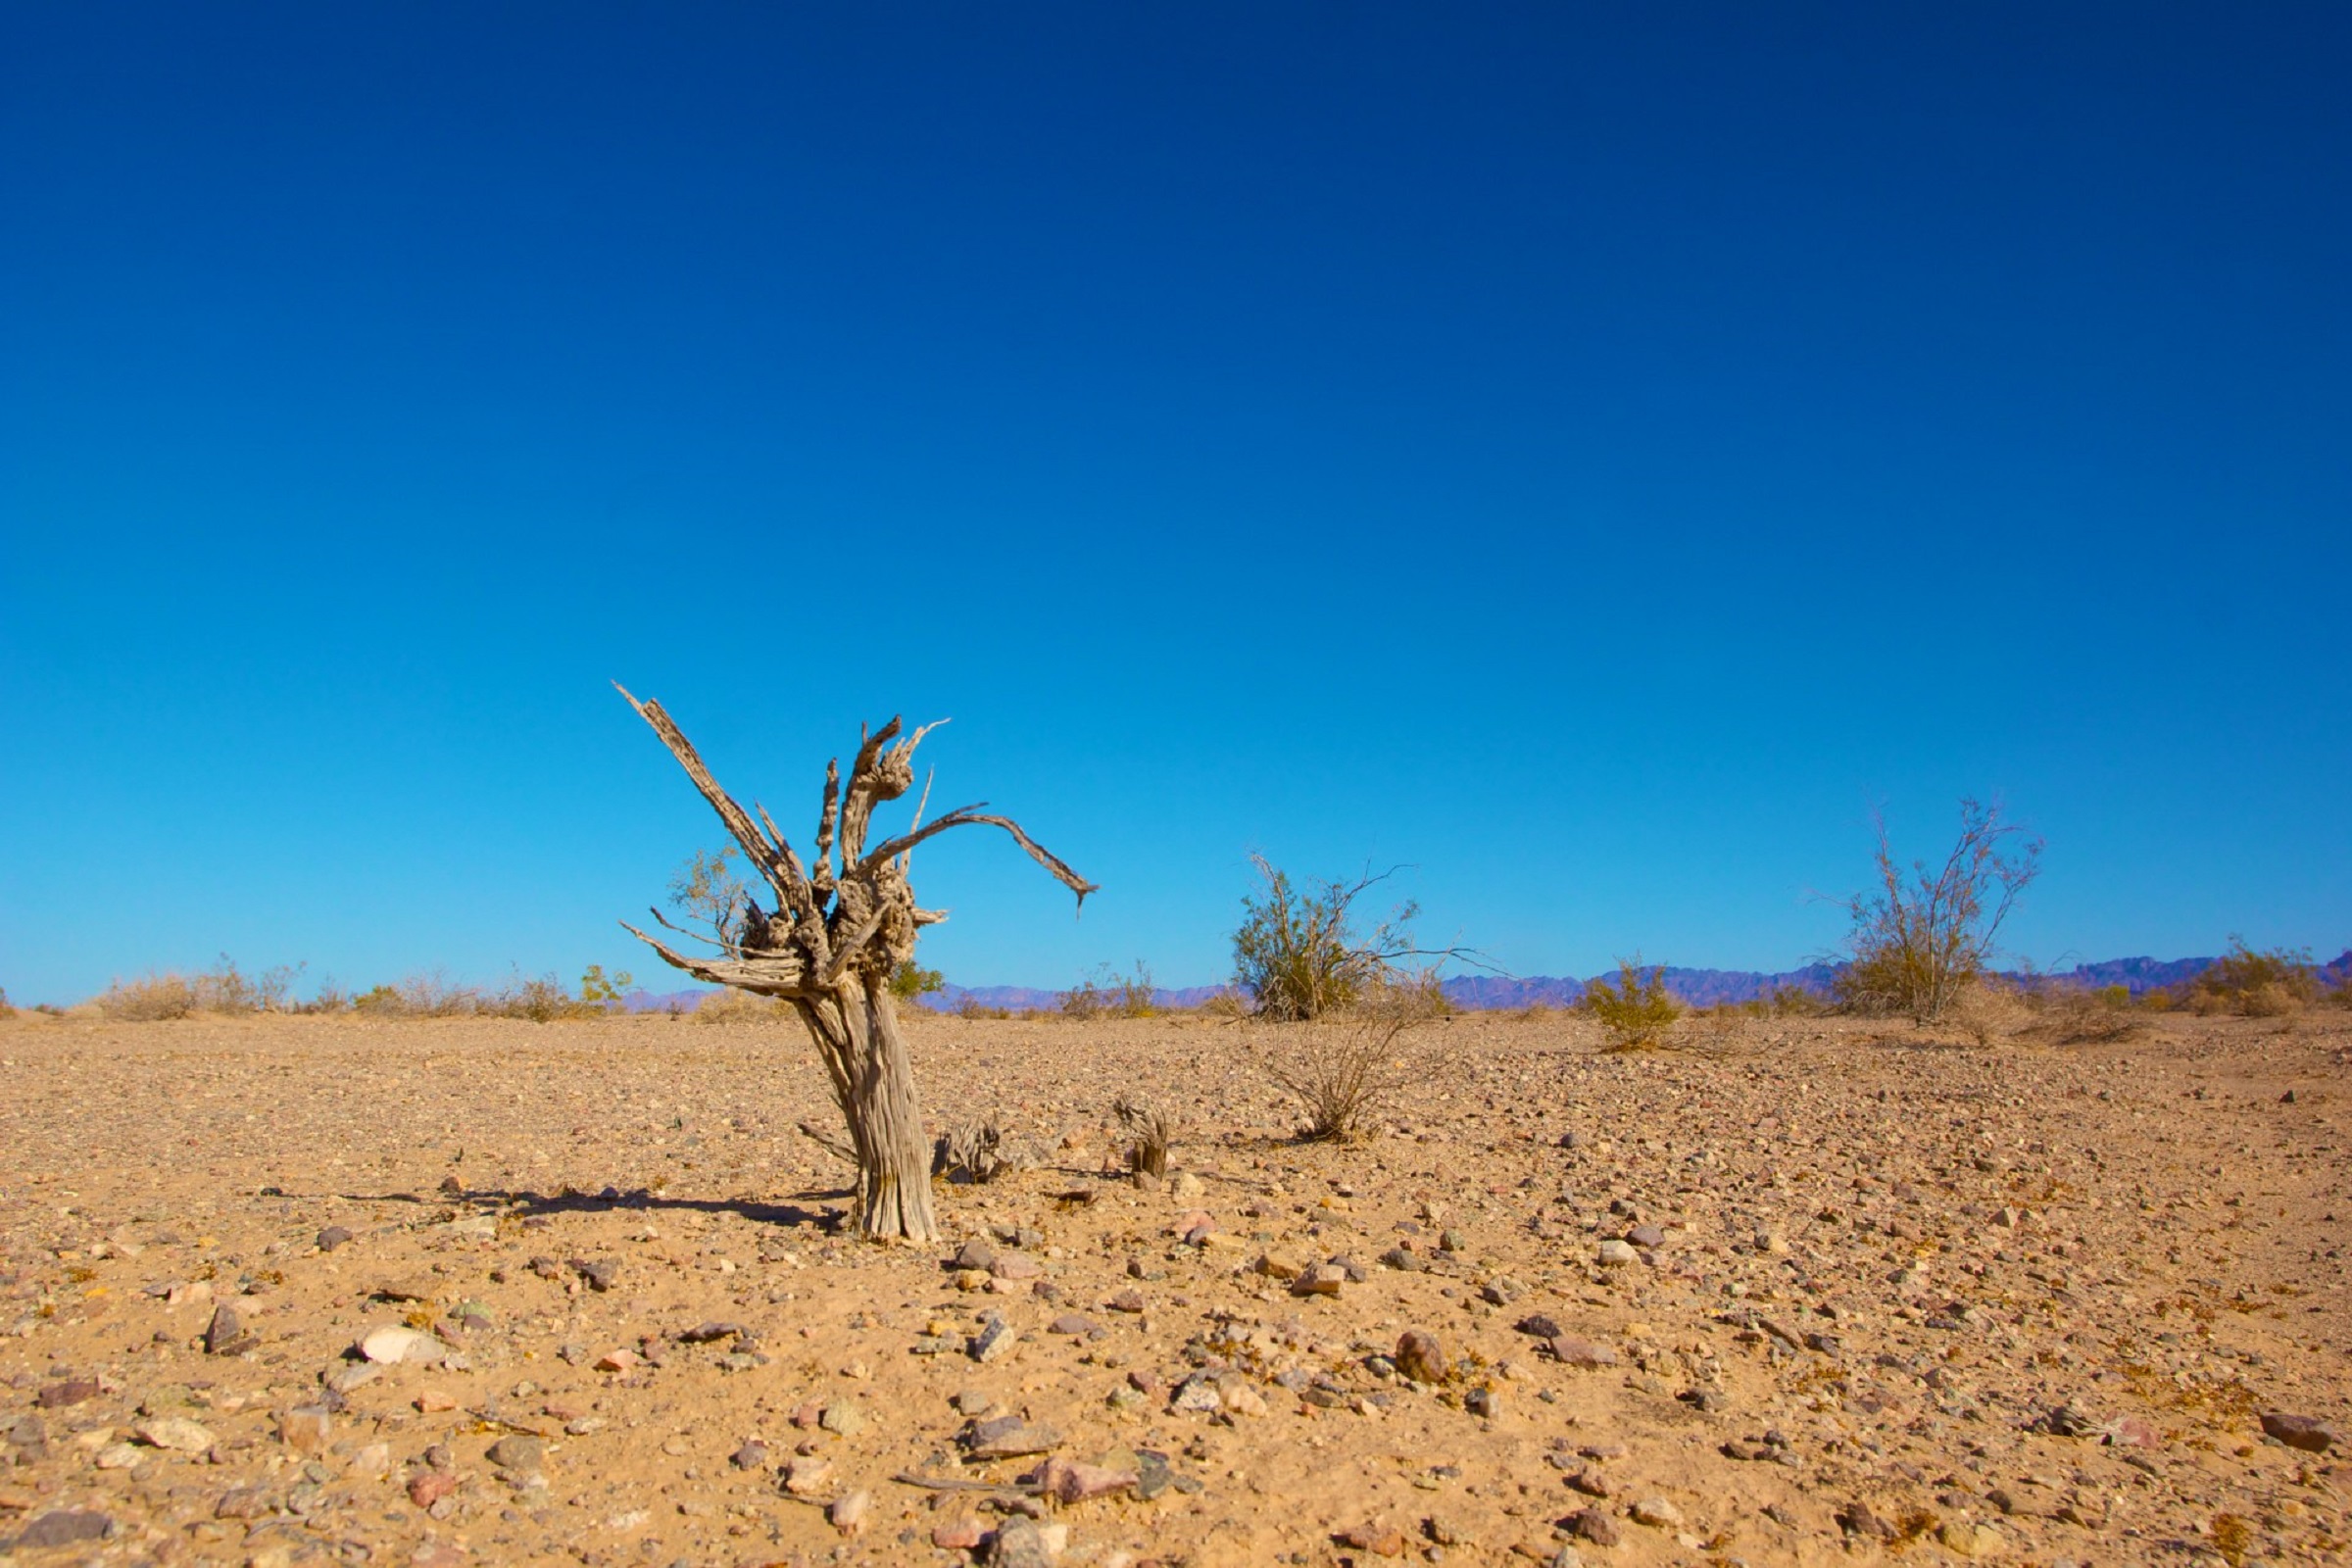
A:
[{"xmin": 4, "ymin": 4, "xmax": 2348, "ymax": 1002}]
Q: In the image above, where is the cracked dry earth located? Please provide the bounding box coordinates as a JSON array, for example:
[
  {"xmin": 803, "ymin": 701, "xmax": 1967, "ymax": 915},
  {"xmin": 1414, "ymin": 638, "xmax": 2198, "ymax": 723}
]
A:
[{"xmin": 0, "ymin": 1010, "xmax": 2346, "ymax": 1568}]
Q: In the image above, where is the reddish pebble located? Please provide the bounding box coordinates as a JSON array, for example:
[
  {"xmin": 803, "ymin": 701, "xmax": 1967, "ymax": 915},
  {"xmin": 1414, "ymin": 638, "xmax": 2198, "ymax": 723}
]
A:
[{"xmin": 933, "ymin": 1517, "xmax": 988, "ymax": 1550}]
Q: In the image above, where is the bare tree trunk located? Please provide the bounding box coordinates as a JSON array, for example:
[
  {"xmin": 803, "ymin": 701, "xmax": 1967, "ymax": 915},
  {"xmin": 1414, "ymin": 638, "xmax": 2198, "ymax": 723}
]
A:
[
  {"xmin": 615, "ymin": 688, "xmax": 1091, "ymax": 1244},
  {"xmin": 840, "ymin": 981, "xmax": 937, "ymax": 1242}
]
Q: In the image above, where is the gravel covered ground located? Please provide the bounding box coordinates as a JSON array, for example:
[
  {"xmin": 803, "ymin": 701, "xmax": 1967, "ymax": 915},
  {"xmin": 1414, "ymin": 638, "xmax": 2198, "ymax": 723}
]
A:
[{"xmin": 0, "ymin": 1007, "xmax": 2345, "ymax": 1567}]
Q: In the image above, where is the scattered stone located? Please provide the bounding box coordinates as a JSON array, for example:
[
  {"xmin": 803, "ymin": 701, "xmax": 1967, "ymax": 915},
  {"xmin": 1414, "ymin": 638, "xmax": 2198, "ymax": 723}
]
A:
[
  {"xmin": 1338, "ymin": 1522, "xmax": 1408, "ymax": 1556},
  {"xmin": 678, "ymin": 1320, "xmax": 743, "ymax": 1344},
  {"xmin": 1170, "ymin": 1373, "xmax": 1223, "ymax": 1413},
  {"xmin": 819, "ymin": 1400, "xmax": 864, "ymax": 1436},
  {"xmin": 1548, "ymin": 1336, "xmax": 1617, "ymax": 1369},
  {"xmin": 934, "ymin": 1516, "xmax": 988, "ymax": 1550},
  {"xmin": 991, "ymin": 1515, "xmax": 1054, "ymax": 1568},
  {"xmin": 367, "ymin": 1275, "xmax": 435, "ymax": 1302},
  {"xmin": 486, "ymin": 1435, "xmax": 545, "ymax": 1471},
  {"xmin": 316, "ymin": 1225, "xmax": 354, "ymax": 1251},
  {"xmin": 134, "ymin": 1416, "xmax": 217, "ymax": 1452},
  {"xmin": 1565, "ymin": 1509, "xmax": 1619, "ymax": 1546},
  {"xmin": 1106, "ymin": 1290, "xmax": 1146, "ymax": 1313},
  {"xmin": 16, "ymin": 1509, "xmax": 112, "ymax": 1547},
  {"xmin": 1481, "ymin": 1277, "xmax": 1523, "ymax": 1306},
  {"xmin": 1596, "ymin": 1240, "xmax": 1639, "ymax": 1267},
  {"xmin": 1379, "ymin": 1246, "xmax": 1423, "ymax": 1272},
  {"xmin": 970, "ymin": 1317, "xmax": 1017, "ymax": 1363},
  {"xmin": 783, "ymin": 1456, "xmax": 833, "ymax": 1495},
  {"xmin": 827, "ymin": 1489, "xmax": 870, "ymax": 1537},
  {"xmin": 1836, "ymin": 1500, "xmax": 1897, "ymax": 1540},
  {"xmin": 1253, "ymin": 1250, "xmax": 1304, "ymax": 1281},
  {"xmin": 33, "ymin": 1379, "xmax": 97, "ymax": 1409},
  {"xmin": 992, "ymin": 1251, "xmax": 1044, "ymax": 1280},
  {"xmin": 952, "ymin": 1239, "xmax": 999, "ymax": 1273},
  {"xmin": 407, "ymin": 1470, "xmax": 459, "ymax": 1508},
  {"xmin": 1030, "ymin": 1453, "xmax": 1138, "ymax": 1502},
  {"xmin": 92, "ymin": 1442, "xmax": 142, "ymax": 1470},
  {"xmin": 1516, "ymin": 1311, "xmax": 1565, "ymax": 1339},
  {"xmin": 1629, "ymin": 1495, "xmax": 1683, "ymax": 1529},
  {"xmin": 1626, "ymin": 1224, "xmax": 1665, "ymax": 1250},
  {"xmin": 2261, "ymin": 1412, "xmax": 2338, "ymax": 1453},
  {"xmin": 358, "ymin": 1325, "xmax": 449, "ymax": 1366},
  {"xmin": 1939, "ymin": 1519, "xmax": 2004, "ymax": 1557},
  {"xmin": 961, "ymin": 1416, "xmax": 1062, "ymax": 1460},
  {"xmin": 277, "ymin": 1405, "xmax": 331, "ymax": 1455},
  {"xmin": 1566, "ymin": 1466, "xmax": 1611, "ymax": 1497},
  {"xmin": 326, "ymin": 1362, "xmax": 382, "ymax": 1395},
  {"xmin": 215, "ymin": 1487, "xmax": 271, "ymax": 1519},
  {"xmin": 1396, "ymin": 1329, "xmax": 1448, "ymax": 1383},
  {"xmin": 1291, "ymin": 1262, "xmax": 1347, "ymax": 1298},
  {"xmin": 729, "ymin": 1440, "xmax": 768, "ymax": 1471},
  {"xmin": 593, "ymin": 1348, "xmax": 639, "ymax": 1373},
  {"xmin": 205, "ymin": 1302, "xmax": 258, "ymax": 1355},
  {"xmin": 568, "ymin": 1257, "xmax": 618, "ymax": 1292},
  {"xmin": 1048, "ymin": 1313, "xmax": 1097, "ymax": 1336}
]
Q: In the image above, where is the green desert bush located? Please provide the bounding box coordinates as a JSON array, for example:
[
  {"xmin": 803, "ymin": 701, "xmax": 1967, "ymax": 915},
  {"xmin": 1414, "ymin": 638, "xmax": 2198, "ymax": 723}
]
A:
[
  {"xmin": 888, "ymin": 959, "xmax": 944, "ymax": 1003},
  {"xmin": 1582, "ymin": 959, "xmax": 1683, "ymax": 1051},
  {"xmin": 1231, "ymin": 855, "xmax": 1432, "ymax": 1021}
]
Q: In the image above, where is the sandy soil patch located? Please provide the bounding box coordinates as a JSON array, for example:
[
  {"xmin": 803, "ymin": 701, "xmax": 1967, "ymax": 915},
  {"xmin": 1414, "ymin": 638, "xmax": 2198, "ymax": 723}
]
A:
[{"xmin": 0, "ymin": 1009, "xmax": 2345, "ymax": 1566}]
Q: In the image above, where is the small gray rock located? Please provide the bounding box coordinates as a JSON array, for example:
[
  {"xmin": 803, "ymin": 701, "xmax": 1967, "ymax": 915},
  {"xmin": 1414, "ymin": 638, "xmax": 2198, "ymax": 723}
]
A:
[
  {"xmin": 17, "ymin": 1510, "xmax": 113, "ymax": 1547},
  {"xmin": 990, "ymin": 1515, "xmax": 1054, "ymax": 1568},
  {"xmin": 969, "ymin": 1317, "xmax": 1017, "ymax": 1363},
  {"xmin": 960, "ymin": 1416, "xmax": 1061, "ymax": 1459},
  {"xmin": 486, "ymin": 1435, "xmax": 545, "ymax": 1471}
]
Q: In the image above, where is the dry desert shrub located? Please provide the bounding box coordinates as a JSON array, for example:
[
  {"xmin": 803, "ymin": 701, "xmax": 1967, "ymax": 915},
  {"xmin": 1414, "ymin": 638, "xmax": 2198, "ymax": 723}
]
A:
[
  {"xmin": 2024, "ymin": 981, "xmax": 2145, "ymax": 1045},
  {"xmin": 98, "ymin": 972, "xmax": 199, "ymax": 1021},
  {"xmin": 932, "ymin": 1117, "xmax": 1031, "ymax": 1183},
  {"xmin": 0, "ymin": 987, "xmax": 13, "ymax": 1020},
  {"xmin": 1947, "ymin": 980, "xmax": 2033, "ymax": 1046},
  {"xmin": 1112, "ymin": 1096, "xmax": 1175, "ymax": 1178},
  {"xmin": 694, "ymin": 987, "xmax": 781, "ymax": 1024},
  {"xmin": 1836, "ymin": 797, "xmax": 2040, "ymax": 1024},
  {"xmin": 1062, "ymin": 962, "xmax": 1155, "ymax": 1019},
  {"xmin": 2187, "ymin": 938, "xmax": 2318, "ymax": 1017},
  {"xmin": 95, "ymin": 955, "xmax": 306, "ymax": 1020},
  {"xmin": 1260, "ymin": 987, "xmax": 1448, "ymax": 1143}
]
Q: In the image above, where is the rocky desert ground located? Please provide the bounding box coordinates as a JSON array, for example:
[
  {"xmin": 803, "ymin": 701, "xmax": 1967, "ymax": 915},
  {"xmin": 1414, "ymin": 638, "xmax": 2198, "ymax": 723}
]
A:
[{"xmin": 0, "ymin": 1006, "xmax": 2344, "ymax": 1568}]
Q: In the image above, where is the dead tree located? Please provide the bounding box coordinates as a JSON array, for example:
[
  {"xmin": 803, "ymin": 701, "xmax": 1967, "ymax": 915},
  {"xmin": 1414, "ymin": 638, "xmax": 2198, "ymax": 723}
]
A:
[{"xmin": 614, "ymin": 688, "xmax": 1093, "ymax": 1243}]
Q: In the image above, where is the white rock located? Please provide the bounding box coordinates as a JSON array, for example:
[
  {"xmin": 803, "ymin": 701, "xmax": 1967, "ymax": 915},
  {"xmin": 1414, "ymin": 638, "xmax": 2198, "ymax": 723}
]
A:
[
  {"xmin": 135, "ymin": 1416, "xmax": 217, "ymax": 1451},
  {"xmin": 359, "ymin": 1324, "xmax": 450, "ymax": 1365}
]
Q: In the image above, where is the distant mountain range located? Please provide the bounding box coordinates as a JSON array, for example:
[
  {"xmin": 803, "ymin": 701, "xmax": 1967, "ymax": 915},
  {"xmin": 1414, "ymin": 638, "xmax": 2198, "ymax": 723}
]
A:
[{"xmin": 619, "ymin": 949, "xmax": 2349, "ymax": 1014}]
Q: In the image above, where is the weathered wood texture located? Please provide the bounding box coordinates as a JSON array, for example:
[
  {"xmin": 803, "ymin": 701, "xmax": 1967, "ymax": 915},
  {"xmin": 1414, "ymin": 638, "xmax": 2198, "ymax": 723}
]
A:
[{"xmin": 616, "ymin": 687, "xmax": 1094, "ymax": 1241}]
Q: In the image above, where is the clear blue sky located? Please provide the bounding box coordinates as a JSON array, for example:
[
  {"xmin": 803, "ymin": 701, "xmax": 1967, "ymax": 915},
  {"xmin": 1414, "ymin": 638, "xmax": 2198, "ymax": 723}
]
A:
[{"xmin": 5, "ymin": 4, "xmax": 2348, "ymax": 1004}]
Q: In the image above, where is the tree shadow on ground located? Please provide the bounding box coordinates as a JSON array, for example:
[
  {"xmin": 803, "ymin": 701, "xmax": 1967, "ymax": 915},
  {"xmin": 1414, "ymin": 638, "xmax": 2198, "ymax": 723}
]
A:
[{"xmin": 319, "ymin": 1184, "xmax": 856, "ymax": 1231}]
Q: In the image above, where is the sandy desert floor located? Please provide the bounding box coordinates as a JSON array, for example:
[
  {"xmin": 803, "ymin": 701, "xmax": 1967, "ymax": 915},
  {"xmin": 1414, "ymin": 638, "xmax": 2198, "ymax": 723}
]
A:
[{"xmin": 0, "ymin": 1006, "xmax": 2345, "ymax": 1568}]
